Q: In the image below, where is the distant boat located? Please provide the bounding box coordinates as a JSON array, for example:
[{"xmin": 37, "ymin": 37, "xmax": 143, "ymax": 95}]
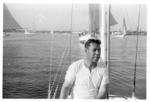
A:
[
  {"xmin": 112, "ymin": 17, "xmax": 127, "ymax": 38},
  {"xmin": 24, "ymin": 29, "xmax": 30, "ymax": 34},
  {"xmin": 50, "ymin": 31, "xmax": 54, "ymax": 34}
]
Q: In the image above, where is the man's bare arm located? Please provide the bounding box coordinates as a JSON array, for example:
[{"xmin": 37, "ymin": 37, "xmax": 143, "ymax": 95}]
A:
[
  {"xmin": 60, "ymin": 81, "xmax": 72, "ymax": 99},
  {"xmin": 96, "ymin": 68, "xmax": 109, "ymax": 99},
  {"xmin": 96, "ymin": 83, "xmax": 108, "ymax": 99}
]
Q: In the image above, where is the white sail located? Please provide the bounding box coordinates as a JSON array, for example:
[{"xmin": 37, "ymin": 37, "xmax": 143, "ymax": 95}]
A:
[
  {"xmin": 112, "ymin": 17, "xmax": 127, "ymax": 38},
  {"xmin": 24, "ymin": 29, "xmax": 30, "ymax": 34},
  {"xmin": 122, "ymin": 17, "xmax": 127, "ymax": 37}
]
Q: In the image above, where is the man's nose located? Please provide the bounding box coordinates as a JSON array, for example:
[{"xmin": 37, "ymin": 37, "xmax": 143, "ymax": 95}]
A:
[{"xmin": 95, "ymin": 50, "xmax": 100, "ymax": 55}]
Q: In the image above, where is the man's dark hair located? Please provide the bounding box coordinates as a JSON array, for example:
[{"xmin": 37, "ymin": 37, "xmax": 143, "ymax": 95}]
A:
[{"xmin": 84, "ymin": 39, "xmax": 101, "ymax": 48}]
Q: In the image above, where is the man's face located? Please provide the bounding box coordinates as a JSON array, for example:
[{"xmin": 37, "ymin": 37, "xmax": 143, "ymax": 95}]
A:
[{"xmin": 85, "ymin": 43, "xmax": 101, "ymax": 63}]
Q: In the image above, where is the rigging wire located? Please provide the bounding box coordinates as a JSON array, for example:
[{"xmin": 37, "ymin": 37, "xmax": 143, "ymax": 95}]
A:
[
  {"xmin": 53, "ymin": 85, "xmax": 59, "ymax": 98},
  {"xmin": 69, "ymin": 4, "xmax": 73, "ymax": 64},
  {"xmin": 49, "ymin": 4, "xmax": 74, "ymax": 99},
  {"xmin": 106, "ymin": 4, "xmax": 111, "ymax": 99},
  {"xmin": 124, "ymin": 5, "xmax": 131, "ymax": 31},
  {"xmin": 135, "ymin": 28, "xmax": 145, "ymax": 68},
  {"xmin": 50, "ymin": 44, "xmax": 69, "ymax": 98},
  {"xmin": 48, "ymin": 32, "xmax": 54, "ymax": 98},
  {"xmin": 132, "ymin": 5, "xmax": 141, "ymax": 98},
  {"xmin": 53, "ymin": 45, "xmax": 70, "ymax": 98},
  {"xmin": 124, "ymin": 5, "xmax": 144, "ymax": 98}
]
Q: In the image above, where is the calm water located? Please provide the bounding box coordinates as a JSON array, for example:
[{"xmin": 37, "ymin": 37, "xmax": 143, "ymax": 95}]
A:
[{"xmin": 3, "ymin": 33, "xmax": 146, "ymax": 99}]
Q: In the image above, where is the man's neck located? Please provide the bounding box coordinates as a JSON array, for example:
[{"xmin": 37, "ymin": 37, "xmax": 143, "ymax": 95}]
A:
[{"xmin": 84, "ymin": 59, "xmax": 97, "ymax": 71}]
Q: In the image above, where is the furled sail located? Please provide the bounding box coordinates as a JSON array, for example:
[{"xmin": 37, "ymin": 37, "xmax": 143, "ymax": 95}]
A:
[{"xmin": 89, "ymin": 4, "xmax": 100, "ymax": 34}]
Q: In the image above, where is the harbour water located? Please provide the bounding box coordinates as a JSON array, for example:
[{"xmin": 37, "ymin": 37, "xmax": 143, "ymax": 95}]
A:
[{"xmin": 3, "ymin": 32, "xmax": 146, "ymax": 99}]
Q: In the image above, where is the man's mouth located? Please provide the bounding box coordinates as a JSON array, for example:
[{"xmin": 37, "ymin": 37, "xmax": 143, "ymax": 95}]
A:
[{"xmin": 94, "ymin": 56, "xmax": 100, "ymax": 59}]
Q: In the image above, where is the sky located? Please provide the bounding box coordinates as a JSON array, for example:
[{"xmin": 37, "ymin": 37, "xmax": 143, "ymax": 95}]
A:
[{"xmin": 5, "ymin": 3, "xmax": 147, "ymax": 31}]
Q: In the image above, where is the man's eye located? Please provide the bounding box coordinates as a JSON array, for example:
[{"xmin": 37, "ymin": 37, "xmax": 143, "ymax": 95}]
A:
[{"xmin": 94, "ymin": 49, "xmax": 96, "ymax": 52}]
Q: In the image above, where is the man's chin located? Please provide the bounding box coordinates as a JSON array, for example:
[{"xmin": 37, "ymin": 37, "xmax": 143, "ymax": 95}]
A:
[{"xmin": 93, "ymin": 59, "xmax": 99, "ymax": 63}]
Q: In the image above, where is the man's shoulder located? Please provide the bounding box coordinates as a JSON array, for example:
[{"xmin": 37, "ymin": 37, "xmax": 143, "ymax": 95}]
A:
[
  {"xmin": 68, "ymin": 59, "xmax": 83, "ymax": 72},
  {"xmin": 71, "ymin": 59, "xmax": 84, "ymax": 67}
]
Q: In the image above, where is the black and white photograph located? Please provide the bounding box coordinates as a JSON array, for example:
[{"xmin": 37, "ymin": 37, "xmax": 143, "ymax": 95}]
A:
[{"xmin": 2, "ymin": 0, "xmax": 147, "ymax": 100}]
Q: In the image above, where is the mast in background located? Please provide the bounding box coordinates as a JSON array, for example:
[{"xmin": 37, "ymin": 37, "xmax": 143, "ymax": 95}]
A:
[
  {"xmin": 106, "ymin": 4, "xmax": 111, "ymax": 99},
  {"xmin": 89, "ymin": 4, "xmax": 100, "ymax": 35},
  {"xmin": 100, "ymin": 4, "xmax": 107, "ymax": 63},
  {"xmin": 88, "ymin": 4, "xmax": 107, "ymax": 63}
]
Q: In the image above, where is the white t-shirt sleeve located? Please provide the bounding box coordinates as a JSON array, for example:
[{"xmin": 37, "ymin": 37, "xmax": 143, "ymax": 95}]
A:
[{"xmin": 65, "ymin": 63, "xmax": 77, "ymax": 85}]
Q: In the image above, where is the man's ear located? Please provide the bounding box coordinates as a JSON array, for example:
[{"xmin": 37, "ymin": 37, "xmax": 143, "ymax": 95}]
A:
[{"xmin": 84, "ymin": 47, "xmax": 88, "ymax": 53}]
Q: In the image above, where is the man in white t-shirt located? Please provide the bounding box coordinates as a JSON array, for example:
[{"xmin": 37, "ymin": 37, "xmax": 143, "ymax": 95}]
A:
[{"xmin": 60, "ymin": 36, "xmax": 109, "ymax": 99}]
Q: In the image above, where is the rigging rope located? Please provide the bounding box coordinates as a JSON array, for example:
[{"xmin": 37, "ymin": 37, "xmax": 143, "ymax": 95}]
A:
[
  {"xmin": 53, "ymin": 45, "xmax": 70, "ymax": 98},
  {"xmin": 53, "ymin": 85, "xmax": 59, "ymax": 98},
  {"xmin": 50, "ymin": 43, "xmax": 69, "ymax": 98},
  {"xmin": 48, "ymin": 4, "xmax": 73, "ymax": 99},
  {"xmin": 48, "ymin": 33, "xmax": 54, "ymax": 98}
]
